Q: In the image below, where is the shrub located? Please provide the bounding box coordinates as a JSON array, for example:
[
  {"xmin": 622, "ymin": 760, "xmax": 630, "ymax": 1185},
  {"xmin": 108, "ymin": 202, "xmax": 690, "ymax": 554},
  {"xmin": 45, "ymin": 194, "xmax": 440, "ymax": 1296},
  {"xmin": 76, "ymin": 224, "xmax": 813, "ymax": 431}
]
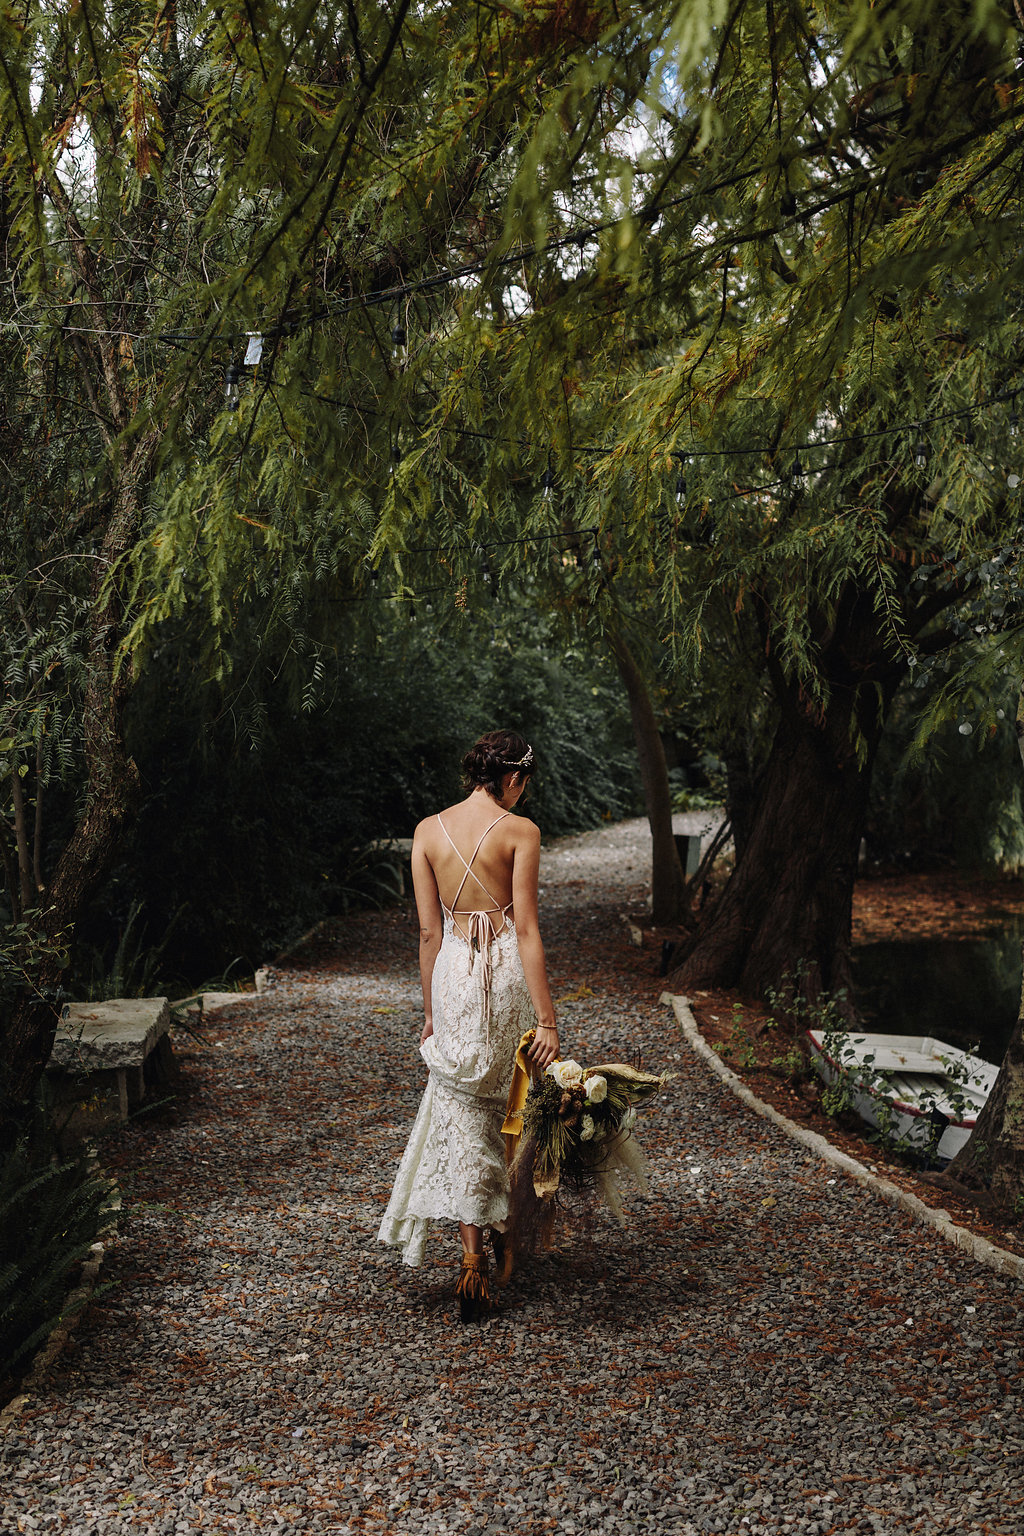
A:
[{"xmin": 0, "ymin": 1136, "xmax": 111, "ymax": 1395}]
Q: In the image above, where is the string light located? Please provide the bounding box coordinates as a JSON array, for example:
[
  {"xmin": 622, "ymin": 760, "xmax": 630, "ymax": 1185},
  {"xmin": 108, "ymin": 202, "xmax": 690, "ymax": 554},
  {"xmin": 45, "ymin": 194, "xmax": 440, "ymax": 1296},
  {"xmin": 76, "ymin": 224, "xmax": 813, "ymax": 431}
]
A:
[
  {"xmin": 224, "ymin": 362, "xmax": 240, "ymax": 408},
  {"xmin": 541, "ymin": 467, "xmax": 555, "ymax": 500},
  {"xmin": 674, "ymin": 455, "xmax": 687, "ymax": 509},
  {"xmin": 913, "ymin": 425, "xmax": 928, "ymax": 468},
  {"xmin": 391, "ymin": 325, "xmax": 407, "ymax": 364}
]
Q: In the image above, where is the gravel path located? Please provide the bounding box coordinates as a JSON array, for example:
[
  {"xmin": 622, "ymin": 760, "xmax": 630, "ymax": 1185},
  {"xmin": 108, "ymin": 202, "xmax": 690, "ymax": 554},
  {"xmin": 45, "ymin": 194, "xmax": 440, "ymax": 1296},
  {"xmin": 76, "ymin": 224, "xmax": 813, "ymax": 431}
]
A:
[{"xmin": 3, "ymin": 819, "xmax": 1022, "ymax": 1536}]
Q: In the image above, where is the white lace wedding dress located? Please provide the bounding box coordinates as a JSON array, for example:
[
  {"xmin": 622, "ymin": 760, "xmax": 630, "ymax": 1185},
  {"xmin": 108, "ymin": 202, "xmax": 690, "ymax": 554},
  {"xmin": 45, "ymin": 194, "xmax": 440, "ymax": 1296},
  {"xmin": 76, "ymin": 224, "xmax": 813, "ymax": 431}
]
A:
[{"xmin": 378, "ymin": 814, "xmax": 535, "ymax": 1267}]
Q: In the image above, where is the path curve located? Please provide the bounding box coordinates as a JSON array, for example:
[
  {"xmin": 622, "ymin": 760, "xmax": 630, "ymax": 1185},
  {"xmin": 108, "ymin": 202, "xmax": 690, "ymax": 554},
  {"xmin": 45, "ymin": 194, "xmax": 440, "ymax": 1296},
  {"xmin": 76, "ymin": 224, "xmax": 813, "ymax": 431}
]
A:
[{"xmin": 2, "ymin": 820, "xmax": 1022, "ymax": 1536}]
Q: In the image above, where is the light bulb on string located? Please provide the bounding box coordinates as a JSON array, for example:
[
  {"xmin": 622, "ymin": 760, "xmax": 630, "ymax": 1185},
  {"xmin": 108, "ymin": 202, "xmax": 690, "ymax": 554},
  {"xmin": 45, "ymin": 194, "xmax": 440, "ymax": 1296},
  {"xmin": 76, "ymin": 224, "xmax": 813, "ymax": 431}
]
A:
[
  {"xmin": 674, "ymin": 456, "xmax": 687, "ymax": 509},
  {"xmin": 912, "ymin": 426, "xmax": 928, "ymax": 469},
  {"xmin": 1009, "ymin": 398, "xmax": 1020, "ymax": 440},
  {"xmin": 589, "ymin": 527, "xmax": 602, "ymax": 571},
  {"xmin": 390, "ymin": 442, "xmax": 402, "ymax": 478},
  {"xmin": 541, "ymin": 467, "xmax": 555, "ymax": 500},
  {"xmin": 790, "ymin": 452, "xmax": 802, "ymax": 489},
  {"xmin": 224, "ymin": 362, "xmax": 241, "ymax": 409},
  {"xmin": 477, "ymin": 544, "xmax": 497, "ymax": 593},
  {"xmin": 391, "ymin": 325, "xmax": 407, "ymax": 364}
]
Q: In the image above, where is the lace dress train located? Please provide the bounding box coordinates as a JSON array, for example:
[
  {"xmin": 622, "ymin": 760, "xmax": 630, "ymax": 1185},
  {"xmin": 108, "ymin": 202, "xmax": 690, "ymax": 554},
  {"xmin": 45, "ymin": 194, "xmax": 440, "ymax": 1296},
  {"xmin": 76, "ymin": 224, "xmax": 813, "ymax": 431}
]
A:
[{"xmin": 378, "ymin": 813, "xmax": 535, "ymax": 1267}]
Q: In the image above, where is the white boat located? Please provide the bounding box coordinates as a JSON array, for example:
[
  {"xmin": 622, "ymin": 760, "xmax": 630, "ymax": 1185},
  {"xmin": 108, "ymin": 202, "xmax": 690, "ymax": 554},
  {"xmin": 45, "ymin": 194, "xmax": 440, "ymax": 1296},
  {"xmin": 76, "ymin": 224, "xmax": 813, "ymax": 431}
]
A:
[{"xmin": 806, "ymin": 1029, "xmax": 999, "ymax": 1162}]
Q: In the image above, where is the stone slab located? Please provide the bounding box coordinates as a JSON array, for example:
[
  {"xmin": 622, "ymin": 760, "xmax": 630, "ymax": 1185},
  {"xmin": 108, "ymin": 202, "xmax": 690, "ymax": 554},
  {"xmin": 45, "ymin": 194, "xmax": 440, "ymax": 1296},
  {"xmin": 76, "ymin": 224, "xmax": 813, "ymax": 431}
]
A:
[
  {"xmin": 202, "ymin": 991, "xmax": 256, "ymax": 1012},
  {"xmin": 48, "ymin": 997, "xmax": 171, "ymax": 1071}
]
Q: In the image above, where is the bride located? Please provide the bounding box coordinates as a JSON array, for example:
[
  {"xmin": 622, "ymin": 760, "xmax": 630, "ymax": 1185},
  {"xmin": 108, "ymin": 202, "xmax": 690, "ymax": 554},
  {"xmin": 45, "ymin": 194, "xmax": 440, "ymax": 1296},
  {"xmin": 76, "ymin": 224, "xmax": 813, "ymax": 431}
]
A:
[{"xmin": 378, "ymin": 730, "xmax": 559, "ymax": 1320}]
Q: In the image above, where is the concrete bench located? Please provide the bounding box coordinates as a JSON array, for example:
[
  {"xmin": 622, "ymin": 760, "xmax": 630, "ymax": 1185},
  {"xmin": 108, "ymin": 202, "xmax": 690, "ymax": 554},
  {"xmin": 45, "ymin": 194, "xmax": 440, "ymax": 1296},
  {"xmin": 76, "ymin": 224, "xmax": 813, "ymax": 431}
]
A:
[{"xmin": 46, "ymin": 997, "xmax": 176, "ymax": 1138}]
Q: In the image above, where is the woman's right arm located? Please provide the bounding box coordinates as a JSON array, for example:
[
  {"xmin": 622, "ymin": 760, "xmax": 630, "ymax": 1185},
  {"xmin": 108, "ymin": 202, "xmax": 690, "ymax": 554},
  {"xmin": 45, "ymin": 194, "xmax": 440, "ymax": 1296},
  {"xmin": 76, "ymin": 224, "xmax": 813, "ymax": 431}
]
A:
[
  {"xmin": 411, "ymin": 824, "xmax": 443, "ymax": 1045},
  {"xmin": 511, "ymin": 821, "xmax": 559, "ymax": 1068}
]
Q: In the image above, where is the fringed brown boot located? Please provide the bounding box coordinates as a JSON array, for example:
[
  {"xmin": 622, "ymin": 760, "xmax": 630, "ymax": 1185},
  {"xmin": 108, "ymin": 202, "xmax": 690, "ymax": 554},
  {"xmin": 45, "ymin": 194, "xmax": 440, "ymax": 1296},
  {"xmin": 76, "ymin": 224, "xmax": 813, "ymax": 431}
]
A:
[{"xmin": 454, "ymin": 1250, "xmax": 491, "ymax": 1323}]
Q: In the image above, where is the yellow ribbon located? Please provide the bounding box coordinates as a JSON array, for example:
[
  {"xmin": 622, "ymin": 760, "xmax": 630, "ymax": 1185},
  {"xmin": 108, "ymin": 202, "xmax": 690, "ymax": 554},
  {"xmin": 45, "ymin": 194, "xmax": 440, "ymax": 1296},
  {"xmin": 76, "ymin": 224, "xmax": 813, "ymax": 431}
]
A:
[{"xmin": 501, "ymin": 1029, "xmax": 539, "ymax": 1163}]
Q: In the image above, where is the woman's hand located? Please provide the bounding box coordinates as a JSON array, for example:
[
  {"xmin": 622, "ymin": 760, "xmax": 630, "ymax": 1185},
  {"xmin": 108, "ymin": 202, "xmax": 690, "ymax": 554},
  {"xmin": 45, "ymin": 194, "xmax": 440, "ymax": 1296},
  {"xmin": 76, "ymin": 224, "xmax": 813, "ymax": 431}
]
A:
[
  {"xmin": 527, "ymin": 1022, "xmax": 559, "ymax": 1068},
  {"xmin": 420, "ymin": 1018, "xmax": 434, "ymax": 1045}
]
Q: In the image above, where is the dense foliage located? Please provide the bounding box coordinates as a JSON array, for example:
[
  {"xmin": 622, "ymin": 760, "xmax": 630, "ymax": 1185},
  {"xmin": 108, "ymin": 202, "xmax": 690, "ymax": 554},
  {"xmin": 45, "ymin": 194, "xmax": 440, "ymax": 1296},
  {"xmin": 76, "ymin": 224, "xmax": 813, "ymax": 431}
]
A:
[
  {"xmin": 3, "ymin": 0, "xmax": 1024, "ymax": 1193},
  {"xmin": 0, "ymin": 1135, "xmax": 110, "ymax": 1392},
  {"xmin": 75, "ymin": 608, "xmax": 637, "ymax": 989}
]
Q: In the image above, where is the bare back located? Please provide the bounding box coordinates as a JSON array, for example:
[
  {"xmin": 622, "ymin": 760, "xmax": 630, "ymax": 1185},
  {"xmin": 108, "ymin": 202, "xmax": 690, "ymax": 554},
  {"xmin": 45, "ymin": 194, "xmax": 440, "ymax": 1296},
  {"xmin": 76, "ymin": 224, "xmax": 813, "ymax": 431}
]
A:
[{"xmin": 420, "ymin": 799, "xmax": 521, "ymax": 916}]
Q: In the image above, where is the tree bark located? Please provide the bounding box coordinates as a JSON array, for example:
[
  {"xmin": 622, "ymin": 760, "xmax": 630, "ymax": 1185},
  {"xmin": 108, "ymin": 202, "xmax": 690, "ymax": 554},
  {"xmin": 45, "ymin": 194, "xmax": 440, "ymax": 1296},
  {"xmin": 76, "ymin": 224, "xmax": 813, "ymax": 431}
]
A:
[
  {"xmin": 672, "ymin": 584, "xmax": 903, "ymax": 1003},
  {"xmin": 946, "ymin": 980, "xmax": 1024, "ymax": 1205},
  {"xmin": 608, "ymin": 626, "xmax": 686, "ymax": 924},
  {"xmin": 0, "ymin": 445, "xmax": 152, "ymax": 1147},
  {"xmin": 10, "ymin": 762, "xmax": 34, "ymax": 912},
  {"xmin": 672, "ymin": 685, "xmax": 877, "ymax": 1003},
  {"xmin": 724, "ymin": 749, "xmax": 760, "ymax": 865},
  {"xmin": 33, "ymin": 734, "xmax": 44, "ymax": 894},
  {"xmin": 946, "ymin": 677, "xmax": 1024, "ymax": 1202}
]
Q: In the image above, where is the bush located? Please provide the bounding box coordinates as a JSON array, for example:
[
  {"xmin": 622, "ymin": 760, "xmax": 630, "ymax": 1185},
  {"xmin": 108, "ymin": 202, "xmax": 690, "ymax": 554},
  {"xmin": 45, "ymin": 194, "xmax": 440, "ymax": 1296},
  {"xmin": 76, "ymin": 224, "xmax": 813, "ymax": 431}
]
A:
[
  {"xmin": 66, "ymin": 605, "xmax": 639, "ymax": 990},
  {"xmin": 868, "ymin": 681, "xmax": 1024, "ymax": 871},
  {"xmin": 0, "ymin": 1137, "xmax": 111, "ymax": 1395}
]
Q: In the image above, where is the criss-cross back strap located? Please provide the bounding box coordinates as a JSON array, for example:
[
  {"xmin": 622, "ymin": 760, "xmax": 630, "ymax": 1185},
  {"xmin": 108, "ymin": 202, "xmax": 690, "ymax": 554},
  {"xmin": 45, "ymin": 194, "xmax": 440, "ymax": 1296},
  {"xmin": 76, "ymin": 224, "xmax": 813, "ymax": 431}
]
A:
[{"xmin": 436, "ymin": 811, "xmax": 509, "ymax": 914}]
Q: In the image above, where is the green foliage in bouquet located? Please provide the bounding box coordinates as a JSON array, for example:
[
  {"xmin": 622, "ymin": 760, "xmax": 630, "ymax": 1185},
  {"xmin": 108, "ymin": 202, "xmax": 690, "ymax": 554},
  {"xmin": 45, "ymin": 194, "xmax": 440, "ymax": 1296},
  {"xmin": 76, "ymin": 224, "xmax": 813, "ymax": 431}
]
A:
[{"xmin": 521, "ymin": 1060, "xmax": 666, "ymax": 1190}]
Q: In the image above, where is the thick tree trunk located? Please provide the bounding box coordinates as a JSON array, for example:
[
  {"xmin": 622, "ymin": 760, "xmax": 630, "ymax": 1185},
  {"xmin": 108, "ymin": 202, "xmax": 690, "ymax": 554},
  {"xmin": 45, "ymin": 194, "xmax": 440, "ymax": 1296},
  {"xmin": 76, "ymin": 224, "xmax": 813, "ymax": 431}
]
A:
[
  {"xmin": 724, "ymin": 749, "xmax": 760, "ymax": 864},
  {"xmin": 672, "ymin": 679, "xmax": 888, "ymax": 1005},
  {"xmin": 608, "ymin": 627, "xmax": 686, "ymax": 924},
  {"xmin": 947, "ymin": 984, "xmax": 1024, "ymax": 1205},
  {"xmin": 946, "ymin": 678, "xmax": 1024, "ymax": 1203}
]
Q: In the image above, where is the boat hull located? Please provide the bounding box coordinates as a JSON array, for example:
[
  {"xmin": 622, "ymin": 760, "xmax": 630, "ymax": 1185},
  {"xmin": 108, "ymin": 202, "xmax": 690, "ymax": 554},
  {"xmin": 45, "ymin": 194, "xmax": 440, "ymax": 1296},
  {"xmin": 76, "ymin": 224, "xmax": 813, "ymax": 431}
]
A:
[{"xmin": 806, "ymin": 1029, "xmax": 996, "ymax": 1162}]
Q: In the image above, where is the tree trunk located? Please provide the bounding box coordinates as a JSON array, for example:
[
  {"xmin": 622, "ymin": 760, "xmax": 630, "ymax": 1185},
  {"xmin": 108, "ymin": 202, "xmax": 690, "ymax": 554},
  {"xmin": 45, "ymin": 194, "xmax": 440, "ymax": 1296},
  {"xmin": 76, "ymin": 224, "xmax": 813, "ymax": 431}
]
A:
[
  {"xmin": 608, "ymin": 627, "xmax": 686, "ymax": 924},
  {"xmin": 672, "ymin": 676, "xmax": 889, "ymax": 1005},
  {"xmin": 10, "ymin": 763, "xmax": 35, "ymax": 912},
  {"xmin": 946, "ymin": 677, "xmax": 1024, "ymax": 1203},
  {"xmin": 0, "ymin": 448, "xmax": 152, "ymax": 1148},
  {"xmin": 946, "ymin": 981, "xmax": 1024, "ymax": 1205},
  {"xmin": 724, "ymin": 749, "xmax": 760, "ymax": 865}
]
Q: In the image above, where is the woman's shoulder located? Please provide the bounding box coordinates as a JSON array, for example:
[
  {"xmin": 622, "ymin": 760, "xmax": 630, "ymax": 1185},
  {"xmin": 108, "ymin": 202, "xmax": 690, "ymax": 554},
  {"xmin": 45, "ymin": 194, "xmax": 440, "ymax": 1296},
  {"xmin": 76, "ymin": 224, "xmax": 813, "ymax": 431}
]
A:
[
  {"xmin": 413, "ymin": 802, "xmax": 469, "ymax": 840},
  {"xmin": 507, "ymin": 812, "xmax": 540, "ymax": 842},
  {"xmin": 413, "ymin": 810, "xmax": 442, "ymax": 844}
]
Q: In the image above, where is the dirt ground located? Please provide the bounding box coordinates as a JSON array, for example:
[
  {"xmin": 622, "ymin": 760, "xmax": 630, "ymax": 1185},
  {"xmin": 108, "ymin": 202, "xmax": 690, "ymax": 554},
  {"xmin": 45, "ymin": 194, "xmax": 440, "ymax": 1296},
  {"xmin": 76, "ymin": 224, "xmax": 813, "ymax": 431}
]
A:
[{"xmin": 653, "ymin": 870, "xmax": 1024, "ymax": 1263}]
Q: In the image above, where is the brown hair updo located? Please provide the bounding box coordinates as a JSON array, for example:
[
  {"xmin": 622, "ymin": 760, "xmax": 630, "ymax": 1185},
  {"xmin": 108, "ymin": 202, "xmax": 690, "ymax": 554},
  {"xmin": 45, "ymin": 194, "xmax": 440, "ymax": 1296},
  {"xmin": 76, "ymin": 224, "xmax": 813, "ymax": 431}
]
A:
[{"xmin": 461, "ymin": 730, "xmax": 536, "ymax": 801}]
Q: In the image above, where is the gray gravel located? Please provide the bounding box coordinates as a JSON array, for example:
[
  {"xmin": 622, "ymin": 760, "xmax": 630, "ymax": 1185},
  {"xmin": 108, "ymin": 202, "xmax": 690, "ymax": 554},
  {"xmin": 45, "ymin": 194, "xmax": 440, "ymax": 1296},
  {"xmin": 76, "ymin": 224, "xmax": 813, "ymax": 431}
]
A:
[{"xmin": 2, "ymin": 818, "xmax": 1022, "ymax": 1536}]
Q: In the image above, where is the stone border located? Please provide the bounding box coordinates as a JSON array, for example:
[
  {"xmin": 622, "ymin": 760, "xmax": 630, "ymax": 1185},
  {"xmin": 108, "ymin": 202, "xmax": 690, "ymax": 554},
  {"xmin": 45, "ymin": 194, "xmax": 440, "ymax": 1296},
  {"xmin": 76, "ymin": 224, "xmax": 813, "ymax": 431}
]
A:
[
  {"xmin": 662, "ymin": 991, "xmax": 1024, "ymax": 1283},
  {"xmin": 0, "ymin": 1175, "xmax": 121, "ymax": 1437}
]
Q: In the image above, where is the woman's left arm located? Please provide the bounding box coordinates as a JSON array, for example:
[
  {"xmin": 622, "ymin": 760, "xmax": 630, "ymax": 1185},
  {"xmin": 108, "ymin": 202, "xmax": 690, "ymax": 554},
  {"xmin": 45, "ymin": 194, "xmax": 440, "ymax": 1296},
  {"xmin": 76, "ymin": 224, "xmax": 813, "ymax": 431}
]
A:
[
  {"xmin": 411, "ymin": 825, "xmax": 443, "ymax": 1044},
  {"xmin": 511, "ymin": 822, "xmax": 559, "ymax": 1067}
]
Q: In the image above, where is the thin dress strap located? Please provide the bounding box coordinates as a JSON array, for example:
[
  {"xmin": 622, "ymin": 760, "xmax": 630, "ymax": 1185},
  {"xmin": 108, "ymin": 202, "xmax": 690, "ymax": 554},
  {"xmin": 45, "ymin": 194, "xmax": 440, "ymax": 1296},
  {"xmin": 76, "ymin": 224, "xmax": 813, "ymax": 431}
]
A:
[
  {"xmin": 435, "ymin": 812, "xmax": 513, "ymax": 1049},
  {"xmin": 435, "ymin": 812, "xmax": 510, "ymax": 915}
]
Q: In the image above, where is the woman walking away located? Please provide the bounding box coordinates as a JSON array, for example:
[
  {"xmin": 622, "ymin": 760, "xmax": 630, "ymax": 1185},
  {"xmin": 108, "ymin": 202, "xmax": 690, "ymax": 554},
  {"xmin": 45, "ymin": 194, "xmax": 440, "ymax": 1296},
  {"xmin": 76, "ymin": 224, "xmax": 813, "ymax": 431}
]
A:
[{"xmin": 377, "ymin": 730, "xmax": 559, "ymax": 1321}]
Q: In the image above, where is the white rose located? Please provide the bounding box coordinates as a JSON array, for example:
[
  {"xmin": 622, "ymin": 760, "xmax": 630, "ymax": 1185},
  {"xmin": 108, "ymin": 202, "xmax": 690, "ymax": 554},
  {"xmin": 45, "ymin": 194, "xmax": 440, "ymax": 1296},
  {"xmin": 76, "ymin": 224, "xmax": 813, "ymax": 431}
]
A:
[
  {"xmin": 584, "ymin": 1074, "xmax": 608, "ymax": 1104},
  {"xmin": 580, "ymin": 1114, "xmax": 596, "ymax": 1142},
  {"xmin": 546, "ymin": 1059, "xmax": 584, "ymax": 1089}
]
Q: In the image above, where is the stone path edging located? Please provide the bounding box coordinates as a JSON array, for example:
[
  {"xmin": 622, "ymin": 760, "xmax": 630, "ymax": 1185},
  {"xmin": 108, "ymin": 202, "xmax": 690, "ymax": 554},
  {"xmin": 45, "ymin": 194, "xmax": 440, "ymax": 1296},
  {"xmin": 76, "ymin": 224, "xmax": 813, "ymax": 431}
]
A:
[
  {"xmin": 0, "ymin": 1176, "xmax": 121, "ymax": 1437},
  {"xmin": 662, "ymin": 990, "xmax": 1024, "ymax": 1284}
]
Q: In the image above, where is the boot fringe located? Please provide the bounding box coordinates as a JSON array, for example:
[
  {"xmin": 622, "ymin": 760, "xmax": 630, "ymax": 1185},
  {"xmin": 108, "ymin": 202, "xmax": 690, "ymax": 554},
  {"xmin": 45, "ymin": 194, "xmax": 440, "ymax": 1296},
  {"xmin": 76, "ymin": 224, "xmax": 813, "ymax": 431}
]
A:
[{"xmin": 455, "ymin": 1251, "xmax": 491, "ymax": 1320}]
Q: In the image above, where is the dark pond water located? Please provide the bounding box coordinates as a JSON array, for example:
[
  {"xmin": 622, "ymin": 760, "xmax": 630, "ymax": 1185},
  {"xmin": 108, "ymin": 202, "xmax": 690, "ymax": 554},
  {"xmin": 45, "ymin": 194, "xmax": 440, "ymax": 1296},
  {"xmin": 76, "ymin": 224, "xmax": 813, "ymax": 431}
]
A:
[{"xmin": 852, "ymin": 928, "xmax": 1024, "ymax": 1066}]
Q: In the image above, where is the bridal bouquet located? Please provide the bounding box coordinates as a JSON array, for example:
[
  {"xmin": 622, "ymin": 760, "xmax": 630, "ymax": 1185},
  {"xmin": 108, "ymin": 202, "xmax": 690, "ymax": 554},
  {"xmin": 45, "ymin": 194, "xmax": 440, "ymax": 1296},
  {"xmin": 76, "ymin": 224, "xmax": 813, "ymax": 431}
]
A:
[{"xmin": 503, "ymin": 1032, "xmax": 670, "ymax": 1247}]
